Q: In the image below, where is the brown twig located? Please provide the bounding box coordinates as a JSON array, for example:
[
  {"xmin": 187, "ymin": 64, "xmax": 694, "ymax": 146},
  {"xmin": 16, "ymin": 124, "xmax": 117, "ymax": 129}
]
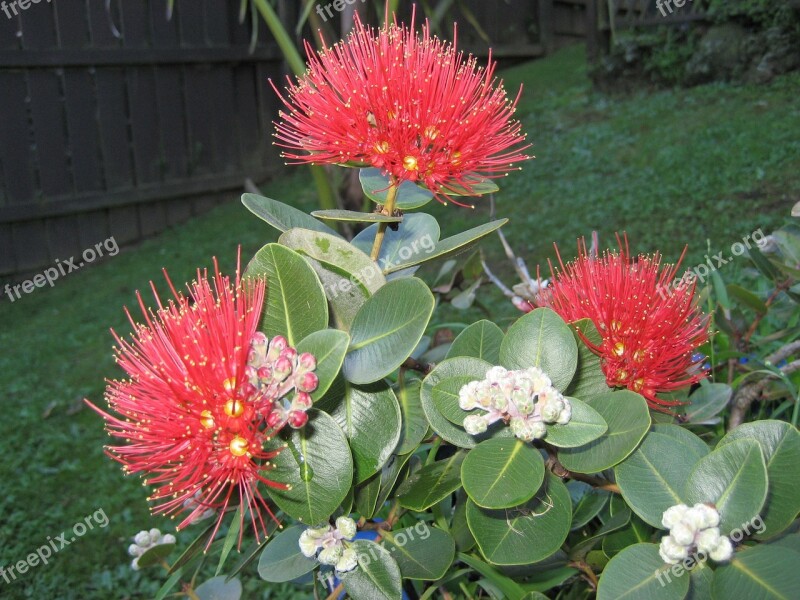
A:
[
  {"xmin": 569, "ymin": 560, "xmax": 599, "ymax": 590},
  {"xmin": 401, "ymin": 356, "xmax": 433, "ymax": 375},
  {"xmin": 728, "ymin": 355, "xmax": 800, "ymax": 431},
  {"xmin": 545, "ymin": 451, "xmax": 621, "ymax": 494}
]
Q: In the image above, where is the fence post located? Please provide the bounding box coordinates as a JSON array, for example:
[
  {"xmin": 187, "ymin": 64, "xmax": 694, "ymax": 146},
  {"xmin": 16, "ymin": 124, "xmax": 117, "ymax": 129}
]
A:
[
  {"xmin": 538, "ymin": 0, "xmax": 555, "ymax": 54},
  {"xmin": 586, "ymin": 0, "xmax": 600, "ymax": 65}
]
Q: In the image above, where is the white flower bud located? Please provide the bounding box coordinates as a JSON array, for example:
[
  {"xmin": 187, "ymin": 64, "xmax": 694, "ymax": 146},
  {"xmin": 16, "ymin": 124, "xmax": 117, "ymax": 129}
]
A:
[
  {"xmin": 161, "ymin": 534, "xmax": 176, "ymax": 545},
  {"xmin": 695, "ymin": 527, "xmax": 722, "ymax": 555},
  {"xmin": 318, "ymin": 544, "xmax": 343, "ymax": 566},
  {"xmin": 556, "ymin": 399, "xmax": 572, "ymax": 425},
  {"xmin": 335, "ymin": 517, "xmax": 357, "ymax": 540},
  {"xmin": 486, "ymin": 366, "xmax": 508, "ymax": 383},
  {"xmin": 709, "ymin": 536, "xmax": 733, "ymax": 562},
  {"xmin": 662, "ymin": 504, "xmax": 689, "ymax": 529},
  {"xmin": 149, "ymin": 528, "xmax": 162, "ymax": 543},
  {"xmin": 692, "ymin": 504, "xmax": 720, "ymax": 529},
  {"xmin": 529, "ymin": 368, "xmax": 551, "ymax": 391},
  {"xmin": 134, "ymin": 531, "xmax": 151, "ymax": 547},
  {"xmin": 459, "ymin": 382, "xmax": 479, "ymax": 410},
  {"xmin": 512, "ymin": 389, "xmax": 534, "ymax": 415},
  {"xmin": 131, "ymin": 558, "xmax": 141, "ymax": 571},
  {"xmin": 672, "ymin": 522, "xmax": 696, "ymax": 546},
  {"xmin": 541, "ymin": 398, "xmax": 564, "ymax": 423},
  {"xmin": 463, "ymin": 415, "xmax": 488, "ymax": 435},
  {"xmin": 335, "ymin": 547, "xmax": 358, "ymax": 573},
  {"xmin": 299, "ymin": 529, "xmax": 320, "ymax": 557},
  {"xmin": 659, "ymin": 535, "xmax": 689, "ymax": 564},
  {"xmin": 128, "ymin": 544, "xmax": 142, "ymax": 557}
]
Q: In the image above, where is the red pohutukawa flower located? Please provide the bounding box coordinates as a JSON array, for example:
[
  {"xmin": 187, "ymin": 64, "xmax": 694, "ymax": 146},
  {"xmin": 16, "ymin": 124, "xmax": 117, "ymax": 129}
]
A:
[
  {"xmin": 86, "ymin": 258, "xmax": 319, "ymax": 545},
  {"xmin": 539, "ymin": 237, "xmax": 709, "ymax": 411},
  {"xmin": 272, "ymin": 12, "xmax": 531, "ymax": 202}
]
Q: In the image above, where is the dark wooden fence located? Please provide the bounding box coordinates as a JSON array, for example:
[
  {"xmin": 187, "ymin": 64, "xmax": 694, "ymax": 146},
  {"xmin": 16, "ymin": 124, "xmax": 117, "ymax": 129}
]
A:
[
  {"xmin": 0, "ymin": 0, "xmax": 595, "ymax": 281},
  {"xmin": 586, "ymin": 0, "xmax": 710, "ymax": 62},
  {"xmin": 0, "ymin": 0, "xmax": 287, "ymax": 280}
]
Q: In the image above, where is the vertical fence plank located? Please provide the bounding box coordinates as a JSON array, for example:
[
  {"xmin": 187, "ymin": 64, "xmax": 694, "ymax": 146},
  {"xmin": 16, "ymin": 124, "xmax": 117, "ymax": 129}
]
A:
[
  {"xmin": 12, "ymin": 220, "xmax": 49, "ymax": 271},
  {"xmin": 63, "ymin": 69, "xmax": 104, "ymax": 193},
  {"xmin": 0, "ymin": 73, "xmax": 36, "ymax": 204},
  {"xmin": 46, "ymin": 214, "xmax": 82, "ymax": 262},
  {"xmin": 96, "ymin": 68, "xmax": 134, "ymax": 190}
]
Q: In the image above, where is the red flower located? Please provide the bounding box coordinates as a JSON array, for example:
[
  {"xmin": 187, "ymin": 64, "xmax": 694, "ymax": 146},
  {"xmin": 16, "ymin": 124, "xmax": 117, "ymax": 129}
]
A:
[
  {"xmin": 86, "ymin": 257, "xmax": 318, "ymax": 545},
  {"xmin": 272, "ymin": 12, "xmax": 531, "ymax": 202},
  {"xmin": 539, "ymin": 237, "xmax": 709, "ymax": 411}
]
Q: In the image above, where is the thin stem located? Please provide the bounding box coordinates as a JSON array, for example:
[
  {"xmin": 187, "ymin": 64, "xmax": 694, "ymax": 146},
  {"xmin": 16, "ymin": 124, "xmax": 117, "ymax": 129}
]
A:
[{"xmin": 370, "ymin": 181, "xmax": 400, "ymax": 261}]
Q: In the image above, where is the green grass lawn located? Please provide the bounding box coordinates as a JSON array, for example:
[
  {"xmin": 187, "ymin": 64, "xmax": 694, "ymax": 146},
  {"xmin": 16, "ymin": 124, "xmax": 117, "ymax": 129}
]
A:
[{"xmin": 0, "ymin": 43, "xmax": 797, "ymax": 599}]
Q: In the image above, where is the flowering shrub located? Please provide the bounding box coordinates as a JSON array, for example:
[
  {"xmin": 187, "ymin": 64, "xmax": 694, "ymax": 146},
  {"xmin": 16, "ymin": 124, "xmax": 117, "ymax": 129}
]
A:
[{"xmin": 87, "ymin": 12, "xmax": 800, "ymax": 600}]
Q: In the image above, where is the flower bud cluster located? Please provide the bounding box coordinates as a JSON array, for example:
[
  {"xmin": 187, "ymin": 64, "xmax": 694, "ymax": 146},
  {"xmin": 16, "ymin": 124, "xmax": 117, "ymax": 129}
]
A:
[
  {"xmin": 247, "ymin": 333, "xmax": 319, "ymax": 429},
  {"xmin": 459, "ymin": 366, "xmax": 571, "ymax": 442},
  {"xmin": 299, "ymin": 516, "xmax": 359, "ymax": 574},
  {"xmin": 127, "ymin": 528, "xmax": 176, "ymax": 570},
  {"xmin": 659, "ymin": 503, "xmax": 733, "ymax": 564}
]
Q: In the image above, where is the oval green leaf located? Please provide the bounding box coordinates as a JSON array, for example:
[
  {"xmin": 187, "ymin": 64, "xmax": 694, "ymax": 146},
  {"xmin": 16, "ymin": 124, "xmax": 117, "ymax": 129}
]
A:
[
  {"xmin": 544, "ymin": 397, "xmax": 608, "ymax": 448},
  {"xmin": 352, "ymin": 213, "xmax": 441, "ymax": 274},
  {"xmin": 360, "ymin": 167, "xmax": 435, "ymax": 210},
  {"xmin": 685, "ymin": 438, "xmax": 768, "ymax": 534},
  {"xmin": 381, "ymin": 526, "xmax": 455, "ymax": 581},
  {"xmin": 712, "ymin": 544, "xmax": 800, "ymax": 600},
  {"xmin": 597, "ymin": 543, "xmax": 689, "ymax": 600},
  {"xmin": 500, "ymin": 308, "xmax": 578, "ymax": 391},
  {"xmin": 717, "ymin": 421, "xmax": 800, "ymax": 538},
  {"xmin": 461, "ymin": 438, "xmax": 545, "ymax": 509},
  {"xmin": 396, "ymin": 451, "xmax": 466, "ymax": 512},
  {"xmin": 296, "ymin": 329, "xmax": 350, "ymax": 402},
  {"xmin": 257, "ymin": 526, "xmax": 317, "ymax": 583},
  {"xmin": 265, "ymin": 410, "xmax": 353, "ymax": 525},
  {"xmin": 341, "ymin": 540, "xmax": 403, "ymax": 600},
  {"xmin": 242, "ymin": 193, "xmax": 339, "ymax": 237},
  {"xmin": 558, "ymin": 390, "xmax": 651, "ymax": 474},
  {"xmin": 344, "ymin": 278, "xmax": 435, "ymax": 384},
  {"xmin": 245, "ymin": 243, "xmax": 328, "ymax": 346},
  {"xmin": 466, "ymin": 474, "xmax": 572, "ymax": 565},
  {"xmin": 446, "ymin": 319, "xmax": 504, "ymax": 363},
  {"xmin": 311, "ymin": 209, "xmax": 402, "ymax": 223}
]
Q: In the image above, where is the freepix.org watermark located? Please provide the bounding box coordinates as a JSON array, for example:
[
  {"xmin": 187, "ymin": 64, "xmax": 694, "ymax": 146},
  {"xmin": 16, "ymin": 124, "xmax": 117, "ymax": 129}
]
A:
[
  {"xmin": 655, "ymin": 513, "xmax": 765, "ymax": 587},
  {"xmin": 656, "ymin": 228, "xmax": 765, "ymax": 300},
  {"xmin": 4, "ymin": 236, "xmax": 119, "ymax": 303},
  {"xmin": 328, "ymin": 234, "xmax": 436, "ymax": 299},
  {"xmin": 1, "ymin": 0, "xmax": 51, "ymax": 20},
  {"xmin": 315, "ymin": 0, "xmax": 367, "ymax": 22},
  {"xmin": 656, "ymin": 0, "xmax": 695, "ymax": 18},
  {"xmin": 1, "ymin": 508, "xmax": 109, "ymax": 585}
]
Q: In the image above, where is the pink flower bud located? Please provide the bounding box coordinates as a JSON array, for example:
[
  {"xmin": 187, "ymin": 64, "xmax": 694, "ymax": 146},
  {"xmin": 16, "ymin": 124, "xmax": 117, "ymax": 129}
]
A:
[
  {"xmin": 266, "ymin": 409, "xmax": 285, "ymax": 429},
  {"xmin": 267, "ymin": 336, "xmax": 288, "ymax": 361},
  {"xmin": 287, "ymin": 410, "xmax": 308, "ymax": 428},
  {"xmin": 251, "ymin": 332, "xmax": 268, "ymax": 346},
  {"xmin": 280, "ymin": 347, "xmax": 298, "ymax": 363},
  {"xmin": 257, "ymin": 366, "xmax": 272, "ymax": 380},
  {"xmin": 296, "ymin": 372, "xmax": 319, "ymax": 393},
  {"xmin": 298, "ymin": 352, "xmax": 317, "ymax": 371},
  {"xmin": 293, "ymin": 392, "xmax": 313, "ymax": 410},
  {"xmin": 273, "ymin": 357, "xmax": 293, "ymax": 381}
]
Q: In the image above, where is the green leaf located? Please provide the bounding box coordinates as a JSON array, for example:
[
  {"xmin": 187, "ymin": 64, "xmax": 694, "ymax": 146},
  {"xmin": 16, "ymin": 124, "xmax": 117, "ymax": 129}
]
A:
[
  {"xmin": 457, "ymin": 553, "xmax": 528, "ymax": 600},
  {"xmin": 558, "ymin": 390, "xmax": 651, "ymax": 474},
  {"xmin": 354, "ymin": 472, "xmax": 382, "ymax": 519},
  {"xmin": 375, "ymin": 452, "xmax": 414, "ymax": 510},
  {"xmin": 396, "ymin": 377, "xmax": 429, "ymax": 454},
  {"xmin": 727, "ymin": 284, "xmax": 768, "ymax": 313},
  {"xmin": 396, "ymin": 451, "xmax": 466, "ymax": 511},
  {"xmin": 615, "ymin": 430, "xmax": 708, "ymax": 528},
  {"xmin": 245, "ymin": 244, "xmax": 328, "ymax": 346},
  {"xmin": 564, "ymin": 318, "xmax": 611, "ymax": 402},
  {"xmin": 216, "ymin": 507, "xmax": 241, "ymax": 575},
  {"xmin": 747, "ymin": 245, "xmax": 782, "ymax": 281},
  {"xmin": 280, "ymin": 228, "xmax": 386, "ymax": 295},
  {"xmin": 570, "ymin": 506, "xmax": 631, "ymax": 560},
  {"xmin": 360, "ymin": 168, "xmax": 435, "ymax": 210},
  {"xmin": 687, "ymin": 561, "xmax": 714, "ymax": 600},
  {"xmin": 446, "ymin": 320, "xmax": 504, "ymax": 363},
  {"xmin": 195, "ymin": 576, "xmax": 242, "ymax": 600},
  {"xmin": 382, "ymin": 526, "xmax": 455, "ymax": 580},
  {"xmin": 311, "ymin": 209, "xmax": 403, "ymax": 223},
  {"xmin": 544, "ymin": 397, "xmax": 608, "ymax": 448},
  {"xmin": 500, "ymin": 308, "xmax": 578, "ymax": 391},
  {"xmin": 352, "ymin": 213, "xmax": 440, "ymax": 274},
  {"xmin": 597, "ymin": 543, "xmax": 689, "ymax": 600},
  {"xmin": 135, "ymin": 542, "xmax": 176, "ymax": 569},
  {"xmin": 341, "ymin": 540, "xmax": 403, "ymax": 600},
  {"xmin": 440, "ymin": 174, "xmax": 500, "ymax": 197},
  {"xmin": 466, "ymin": 474, "xmax": 572, "ymax": 565},
  {"xmin": 712, "ymin": 545, "xmax": 800, "ymax": 600},
  {"xmin": 265, "ymin": 410, "xmax": 353, "ymax": 525},
  {"xmin": 681, "ymin": 383, "xmax": 732, "ymax": 424},
  {"xmin": 461, "ymin": 438, "xmax": 545, "ymax": 509},
  {"xmin": 242, "ymin": 193, "xmax": 339, "ymax": 237},
  {"xmin": 344, "ymin": 277, "xmax": 435, "ymax": 384},
  {"xmin": 387, "ymin": 220, "xmax": 509, "ymax": 274},
  {"xmin": 257, "ymin": 526, "xmax": 317, "ymax": 583},
  {"xmin": 602, "ymin": 514, "xmax": 653, "ymax": 557},
  {"xmin": 452, "ymin": 491, "xmax": 477, "ymax": 552},
  {"xmin": 685, "ymin": 438, "xmax": 768, "ymax": 534},
  {"xmin": 651, "ymin": 423, "xmax": 711, "ymax": 459},
  {"xmin": 323, "ymin": 382, "xmax": 402, "ymax": 484},
  {"xmin": 717, "ymin": 421, "xmax": 800, "ymax": 538},
  {"xmin": 295, "ymin": 329, "xmax": 349, "ymax": 402},
  {"xmin": 420, "ymin": 357, "xmax": 493, "ymax": 448},
  {"xmin": 569, "ymin": 480, "xmax": 611, "ymax": 530}
]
